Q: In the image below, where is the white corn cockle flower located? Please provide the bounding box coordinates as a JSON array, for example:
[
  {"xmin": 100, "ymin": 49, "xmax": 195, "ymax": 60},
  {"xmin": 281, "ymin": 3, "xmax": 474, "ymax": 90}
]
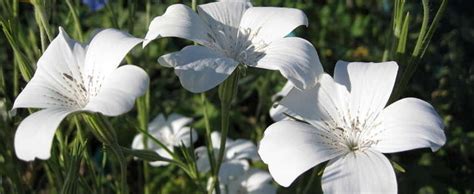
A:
[
  {"xmin": 196, "ymin": 131, "xmax": 259, "ymax": 173},
  {"xmin": 258, "ymin": 61, "xmax": 446, "ymax": 193},
  {"xmin": 213, "ymin": 162, "xmax": 276, "ymax": 194},
  {"xmin": 144, "ymin": 1, "xmax": 323, "ymax": 93},
  {"xmin": 13, "ymin": 27, "xmax": 148, "ymax": 161},
  {"xmin": 132, "ymin": 113, "xmax": 198, "ymax": 166}
]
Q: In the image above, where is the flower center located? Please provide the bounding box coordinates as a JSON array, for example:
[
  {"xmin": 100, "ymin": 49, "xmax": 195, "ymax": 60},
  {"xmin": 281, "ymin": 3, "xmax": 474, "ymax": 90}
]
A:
[
  {"xmin": 322, "ymin": 114, "xmax": 381, "ymax": 153},
  {"xmin": 205, "ymin": 24, "xmax": 268, "ymax": 65}
]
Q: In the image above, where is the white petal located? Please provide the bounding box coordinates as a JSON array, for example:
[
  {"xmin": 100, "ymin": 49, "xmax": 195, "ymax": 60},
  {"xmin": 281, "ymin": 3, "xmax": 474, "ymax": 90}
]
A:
[
  {"xmin": 197, "ymin": 2, "xmax": 248, "ymax": 31},
  {"xmin": 322, "ymin": 150, "xmax": 397, "ymax": 194},
  {"xmin": 270, "ymin": 82, "xmax": 295, "ymax": 121},
  {"xmin": 84, "ymin": 65, "xmax": 149, "ymax": 116},
  {"xmin": 195, "ymin": 146, "xmax": 212, "ymax": 173},
  {"xmin": 258, "ymin": 120, "xmax": 344, "ymax": 187},
  {"xmin": 173, "ymin": 127, "xmax": 198, "ymax": 147},
  {"xmin": 226, "ymin": 139, "xmax": 259, "ymax": 161},
  {"xmin": 218, "ymin": 160, "xmax": 247, "ymax": 185},
  {"xmin": 149, "ymin": 148, "xmax": 173, "ymax": 167},
  {"xmin": 84, "ymin": 28, "xmax": 142, "ymax": 82},
  {"xmin": 167, "ymin": 113, "xmax": 193, "ymax": 133},
  {"xmin": 280, "ymin": 74, "xmax": 349, "ymax": 125},
  {"xmin": 255, "ymin": 37, "xmax": 323, "ymax": 90},
  {"xmin": 14, "ymin": 108, "xmax": 72, "ymax": 161},
  {"xmin": 148, "ymin": 113, "xmax": 166, "ymax": 132},
  {"xmin": 158, "ymin": 46, "xmax": 238, "ymax": 93},
  {"xmin": 143, "ymin": 4, "xmax": 211, "ymax": 46},
  {"xmin": 131, "ymin": 133, "xmax": 144, "ymax": 150},
  {"xmin": 239, "ymin": 7, "xmax": 308, "ymax": 43},
  {"xmin": 334, "ymin": 61, "xmax": 399, "ymax": 121},
  {"xmin": 372, "ymin": 98, "xmax": 446, "ymax": 153},
  {"xmin": 13, "ymin": 27, "xmax": 86, "ymax": 109},
  {"xmin": 244, "ymin": 169, "xmax": 275, "ymax": 193},
  {"xmin": 211, "ymin": 131, "xmax": 224, "ymax": 149}
]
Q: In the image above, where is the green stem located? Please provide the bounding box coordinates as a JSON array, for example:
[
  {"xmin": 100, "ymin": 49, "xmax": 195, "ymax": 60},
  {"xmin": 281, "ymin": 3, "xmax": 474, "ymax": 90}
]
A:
[
  {"xmin": 82, "ymin": 114, "xmax": 128, "ymax": 194},
  {"xmin": 137, "ymin": 90, "xmax": 150, "ymax": 194},
  {"xmin": 65, "ymin": 0, "xmax": 84, "ymax": 42},
  {"xmin": 212, "ymin": 69, "xmax": 240, "ymax": 194}
]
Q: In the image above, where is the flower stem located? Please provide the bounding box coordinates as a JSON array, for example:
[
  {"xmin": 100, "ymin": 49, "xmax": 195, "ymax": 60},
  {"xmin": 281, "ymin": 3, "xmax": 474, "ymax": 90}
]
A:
[
  {"xmin": 82, "ymin": 113, "xmax": 129, "ymax": 194},
  {"xmin": 212, "ymin": 69, "xmax": 241, "ymax": 193},
  {"xmin": 137, "ymin": 90, "xmax": 151, "ymax": 194}
]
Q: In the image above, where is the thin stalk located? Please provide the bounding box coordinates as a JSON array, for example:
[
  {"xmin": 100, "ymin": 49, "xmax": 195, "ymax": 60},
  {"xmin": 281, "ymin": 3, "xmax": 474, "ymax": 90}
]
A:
[
  {"xmin": 136, "ymin": 90, "xmax": 150, "ymax": 194},
  {"xmin": 31, "ymin": 0, "xmax": 53, "ymax": 41},
  {"xmin": 82, "ymin": 114, "xmax": 128, "ymax": 194},
  {"xmin": 211, "ymin": 69, "xmax": 240, "ymax": 194},
  {"xmin": 65, "ymin": 0, "xmax": 84, "ymax": 42}
]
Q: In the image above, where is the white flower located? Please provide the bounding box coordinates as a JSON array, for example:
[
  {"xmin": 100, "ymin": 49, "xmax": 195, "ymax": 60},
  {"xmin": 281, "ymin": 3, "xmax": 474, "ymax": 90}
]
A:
[
  {"xmin": 258, "ymin": 61, "xmax": 446, "ymax": 193},
  {"xmin": 196, "ymin": 131, "xmax": 259, "ymax": 173},
  {"xmin": 214, "ymin": 162, "xmax": 276, "ymax": 194},
  {"xmin": 131, "ymin": 113, "xmax": 197, "ymax": 166},
  {"xmin": 144, "ymin": 1, "xmax": 323, "ymax": 93},
  {"xmin": 13, "ymin": 27, "xmax": 148, "ymax": 161}
]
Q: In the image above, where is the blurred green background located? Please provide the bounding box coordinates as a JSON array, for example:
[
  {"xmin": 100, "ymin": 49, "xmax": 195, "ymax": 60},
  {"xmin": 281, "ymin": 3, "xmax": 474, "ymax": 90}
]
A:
[{"xmin": 0, "ymin": 0, "xmax": 472, "ymax": 193}]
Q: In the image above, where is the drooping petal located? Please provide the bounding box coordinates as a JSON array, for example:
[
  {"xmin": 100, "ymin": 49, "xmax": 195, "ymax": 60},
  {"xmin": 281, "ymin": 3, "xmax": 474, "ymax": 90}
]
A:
[
  {"xmin": 158, "ymin": 45, "xmax": 239, "ymax": 93},
  {"xmin": 371, "ymin": 98, "xmax": 446, "ymax": 153},
  {"xmin": 333, "ymin": 61, "xmax": 398, "ymax": 121},
  {"xmin": 254, "ymin": 37, "xmax": 323, "ymax": 90},
  {"xmin": 84, "ymin": 29, "xmax": 142, "ymax": 85},
  {"xmin": 321, "ymin": 150, "xmax": 397, "ymax": 194},
  {"xmin": 149, "ymin": 148, "xmax": 173, "ymax": 167},
  {"xmin": 14, "ymin": 108, "xmax": 72, "ymax": 161},
  {"xmin": 13, "ymin": 27, "xmax": 86, "ymax": 109},
  {"xmin": 83, "ymin": 65, "xmax": 149, "ymax": 116},
  {"xmin": 280, "ymin": 74, "xmax": 349, "ymax": 125},
  {"xmin": 258, "ymin": 120, "xmax": 344, "ymax": 187},
  {"xmin": 143, "ymin": 4, "xmax": 211, "ymax": 46},
  {"xmin": 239, "ymin": 7, "xmax": 308, "ymax": 44},
  {"xmin": 226, "ymin": 139, "xmax": 259, "ymax": 161}
]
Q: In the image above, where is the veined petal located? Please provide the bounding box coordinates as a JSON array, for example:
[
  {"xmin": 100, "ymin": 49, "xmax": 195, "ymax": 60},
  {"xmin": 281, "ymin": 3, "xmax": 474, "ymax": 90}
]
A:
[
  {"xmin": 83, "ymin": 65, "xmax": 149, "ymax": 116},
  {"xmin": 13, "ymin": 27, "xmax": 86, "ymax": 109},
  {"xmin": 334, "ymin": 61, "xmax": 398, "ymax": 121},
  {"xmin": 197, "ymin": 1, "xmax": 248, "ymax": 31},
  {"xmin": 372, "ymin": 98, "xmax": 446, "ymax": 153},
  {"xmin": 84, "ymin": 28, "xmax": 142, "ymax": 84},
  {"xmin": 158, "ymin": 46, "xmax": 238, "ymax": 93},
  {"xmin": 322, "ymin": 150, "xmax": 397, "ymax": 194},
  {"xmin": 258, "ymin": 120, "xmax": 344, "ymax": 187},
  {"xmin": 14, "ymin": 108, "xmax": 72, "ymax": 161},
  {"xmin": 239, "ymin": 7, "xmax": 308, "ymax": 44},
  {"xmin": 254, "ymin": 37, "xmax": 323, "ymax": 90},
  {"xmin": 280, "ymin": 74, "xmax": 349, "ymax": 125},
  {"xmin": 270, "ymin": 82, "xmax": 296, "ymax": 121},
  {"xmin": 143, "ymin": 4, "xmax": 211, "ymax": 46}
]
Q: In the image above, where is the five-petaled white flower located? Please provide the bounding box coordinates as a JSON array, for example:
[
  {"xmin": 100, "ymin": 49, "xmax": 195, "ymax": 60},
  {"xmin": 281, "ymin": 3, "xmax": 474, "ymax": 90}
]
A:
[
  {"xmin": 258, "ymin": 61, "xmax": 446, "ymax": 193},
  {"xmin": 144, "ymin": 1, "xmax": 323, "ymax": 93},
  {"xmin": 196, "ymin": 131, "xmax": 259, "ymax": 173},
  {"xmin": 13, "ymin": 27, "xmax": 149, "ymax": 161},
  {"xmin": 132, "ymin": 113, "xmax": 198, "ymax": 166},
  {"xmin": 214, "ymin": 162, "xmax": 276, "ymax": 194}
]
